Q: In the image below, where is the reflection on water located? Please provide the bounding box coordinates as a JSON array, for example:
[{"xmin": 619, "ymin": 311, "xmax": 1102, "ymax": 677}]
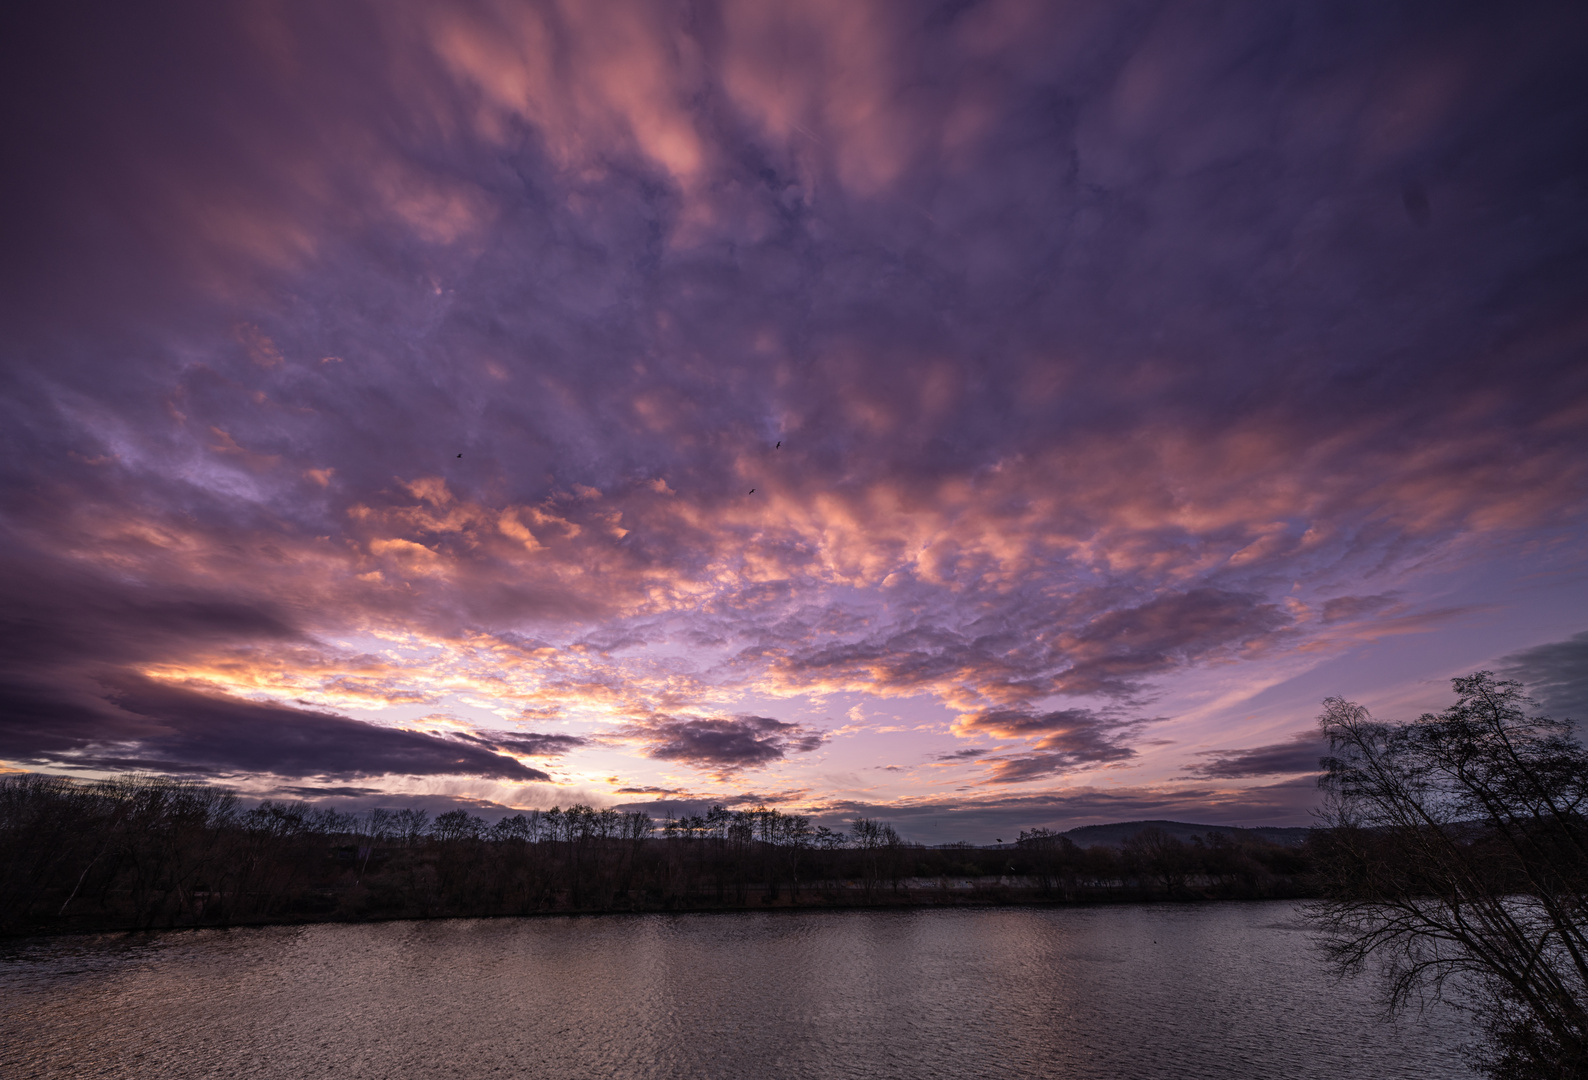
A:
[{"xmin": 0, "ymin": 902, "xmax": 1471, "ymax": 1079}]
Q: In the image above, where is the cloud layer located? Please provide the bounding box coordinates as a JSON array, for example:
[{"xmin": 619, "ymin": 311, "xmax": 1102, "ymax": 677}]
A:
[{"xmin": 1, "ymin": 0, "xmax": 1586, "ymax": 829}]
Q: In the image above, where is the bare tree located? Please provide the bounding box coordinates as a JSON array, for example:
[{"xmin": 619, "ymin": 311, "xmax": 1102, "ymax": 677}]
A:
[
  {"xmin": 1125, "ymin": 827, "xmax": 1191, "ymax": 896},
  {"xmin": 1308, "ymin": 672, "xmax": 1588, "ymax": 1078},
  {"xmin": 1018, "ymin": 828, "xmax": 1079, "ymax": 896},
  {"xmin": 851, "ymin": 817, "xmax": 903, "ymax": 898},
  {"xmin": 392, "ymin": 808, "xmax": 430, "ymax": 847},
  {"xmin": 431, "ymin": 809, "xmax": 486, "ymax": 843}
]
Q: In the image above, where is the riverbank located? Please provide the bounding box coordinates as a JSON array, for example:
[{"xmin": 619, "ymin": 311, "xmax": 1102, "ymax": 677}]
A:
[
  {"xmin": 3, "ymin": 774, "xmax": 1316, "ymax": 939},
  {"xmin": 6, "ymin": 875, "xmax": 1323, "ymax": 940}
]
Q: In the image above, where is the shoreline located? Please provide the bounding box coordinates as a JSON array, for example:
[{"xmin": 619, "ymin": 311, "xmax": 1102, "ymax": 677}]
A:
[{"xmin": 3, "ymin": 884, "xmax": 1319, "ymax": 942}]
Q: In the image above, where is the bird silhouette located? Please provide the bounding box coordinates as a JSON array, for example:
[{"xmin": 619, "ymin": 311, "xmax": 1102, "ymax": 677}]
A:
[
  {"xmin": 456, "ymin": 453, "xmax": 462, "ymax": 458},
  {"xmin": 748, "ymin": 489, "xmax": 755, "ymax": 494},
  {"xmin": 775, "ymin": 441, "xmax": 780, "ymax": 449}
]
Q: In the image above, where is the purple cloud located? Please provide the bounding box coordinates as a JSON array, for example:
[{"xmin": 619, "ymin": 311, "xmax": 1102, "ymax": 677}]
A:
[
  {"xmin": 1185, "ymin": 732, "xmax": 1326, "ymax": 780},
  {"xmin": 934, "ymin": 748, "xmax": 991, "ymax": 761},
  {"xmin": 1056, "ymin": 590, "xmax": 1292, "ymax": 698},
  {"xmin": 627, "ymin": 715, "xmax": 827, "ymax": 774},
  {"xmin": 948, "ymin": 707, "xmax": 1156, "ymax": 784},
  {"xmin": 453, "ymin": 731, "xmax": 588, "ymax": 758},
  {"xmin": 61, "ymin": 676, "xmax": 550, "ymax": 782}
]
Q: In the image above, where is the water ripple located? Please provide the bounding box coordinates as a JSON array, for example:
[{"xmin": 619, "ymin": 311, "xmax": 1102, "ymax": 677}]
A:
[{"xmin": 0, "ymin": 902, "xmax": 1473, "ymax": 1079}]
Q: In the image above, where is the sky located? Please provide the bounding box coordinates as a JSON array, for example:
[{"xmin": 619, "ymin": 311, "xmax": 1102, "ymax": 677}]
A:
[{"xmin": 2, "ymin": 0, "xmax": 1586, "ymax": 841}]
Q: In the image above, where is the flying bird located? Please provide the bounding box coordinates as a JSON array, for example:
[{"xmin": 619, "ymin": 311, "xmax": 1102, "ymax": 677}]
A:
[
  {"xmin": 457, "ymin": 453, "xmax": 462, "ymax": 458},
  {"xmin": 775, "ymin": 441, "xmax": 780, "ymax": 449},
  {"xmin": 748, "ymin": 489, "xmax": 755, "ymax": 494}
]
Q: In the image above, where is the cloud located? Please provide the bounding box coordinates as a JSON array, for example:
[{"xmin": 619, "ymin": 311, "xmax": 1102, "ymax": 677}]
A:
[
  {"xmin": 1055, "ymin": 590, "xmax": 1292, "ymax": 697},
  {"xmin": 1501, "ymin": 631, "xmax": 1588, "ymax": 722},
  {"xmin": 59, "ymin": 675, "xmax": 550, "ymax": 782},
  {"xmin": 276, "ymin": 785, "xmax": 387, "ymax": 798},
  {"xmin": 934, "ymin": 748, "xmax": 991, "ymax": 761},
  {"xmin": 0, "ymin": 557, "xmax": 549, "ymax": 782},
  {"xmin": 762, "ymin": 588, "xmax": 1293, "ymax": 713},
  {"xmin": 452, "ymin": 730, "xmax": 588, "ymax": 758},
  {"xmin": 1184, "ymin": 731, "xmax": 1325, "ymax": 779},
  {"xmin": 625, "ymin": 714, "xmax": 826, "ymax": 774},
  {"xmin": 950, "ymin": 707, "xmax": 1154, "ymax": 783}
]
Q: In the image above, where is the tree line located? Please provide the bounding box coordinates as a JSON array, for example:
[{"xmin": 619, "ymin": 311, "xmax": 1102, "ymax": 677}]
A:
[{"xmin": 0, "ymin": 776, "xmax": 1311, "ymax": 938}]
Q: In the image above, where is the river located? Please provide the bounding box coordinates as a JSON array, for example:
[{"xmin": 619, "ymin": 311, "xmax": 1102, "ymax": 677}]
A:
[{"xmin": 0, "ymin": 901, "xmax": 1473, "ymax": 1079}]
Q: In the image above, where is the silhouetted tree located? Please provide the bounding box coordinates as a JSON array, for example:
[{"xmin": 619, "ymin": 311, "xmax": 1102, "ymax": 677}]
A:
[
  {"xmin": 851, "ymin": 817, "xmax": 905, "ymax": 897},
  {"xmin": 1125, "ymin": 827, "xmax": 1192, "ymax": 896},
  {"xmin": 813, "ymin": 826, "xmax": 846, "ymax": 850},
  {"xmin": 393, "ymin": 808, "xmax": 430, "ymax": 847},
  {"xmin": 1309, "ymin": 673, "xmax": 1588, "ymax": 1079},
  {"xmin": 1018, "ymin": 828, "xmax": 1080, "ymax": 896},
  {"xmin": 432, "ymin": 809, "xmax": 486, "ymax": 843}
]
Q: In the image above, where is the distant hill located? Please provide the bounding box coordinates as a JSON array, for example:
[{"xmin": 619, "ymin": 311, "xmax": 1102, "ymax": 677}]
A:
[{"xmin": 1059, "ymin": 820, "xmax": 1312, "ymax": 848}]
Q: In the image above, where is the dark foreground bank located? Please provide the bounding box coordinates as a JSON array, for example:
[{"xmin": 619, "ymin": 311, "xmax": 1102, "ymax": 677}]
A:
[{"xmin": 1, "ymin": 774, "xmax": 1312, "ymax": 937}]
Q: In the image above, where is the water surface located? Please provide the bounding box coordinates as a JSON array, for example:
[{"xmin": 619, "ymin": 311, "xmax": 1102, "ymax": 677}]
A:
[{"xmin": 0, "ymin": 902, "xmax": 1473, "ymax": 1079}]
